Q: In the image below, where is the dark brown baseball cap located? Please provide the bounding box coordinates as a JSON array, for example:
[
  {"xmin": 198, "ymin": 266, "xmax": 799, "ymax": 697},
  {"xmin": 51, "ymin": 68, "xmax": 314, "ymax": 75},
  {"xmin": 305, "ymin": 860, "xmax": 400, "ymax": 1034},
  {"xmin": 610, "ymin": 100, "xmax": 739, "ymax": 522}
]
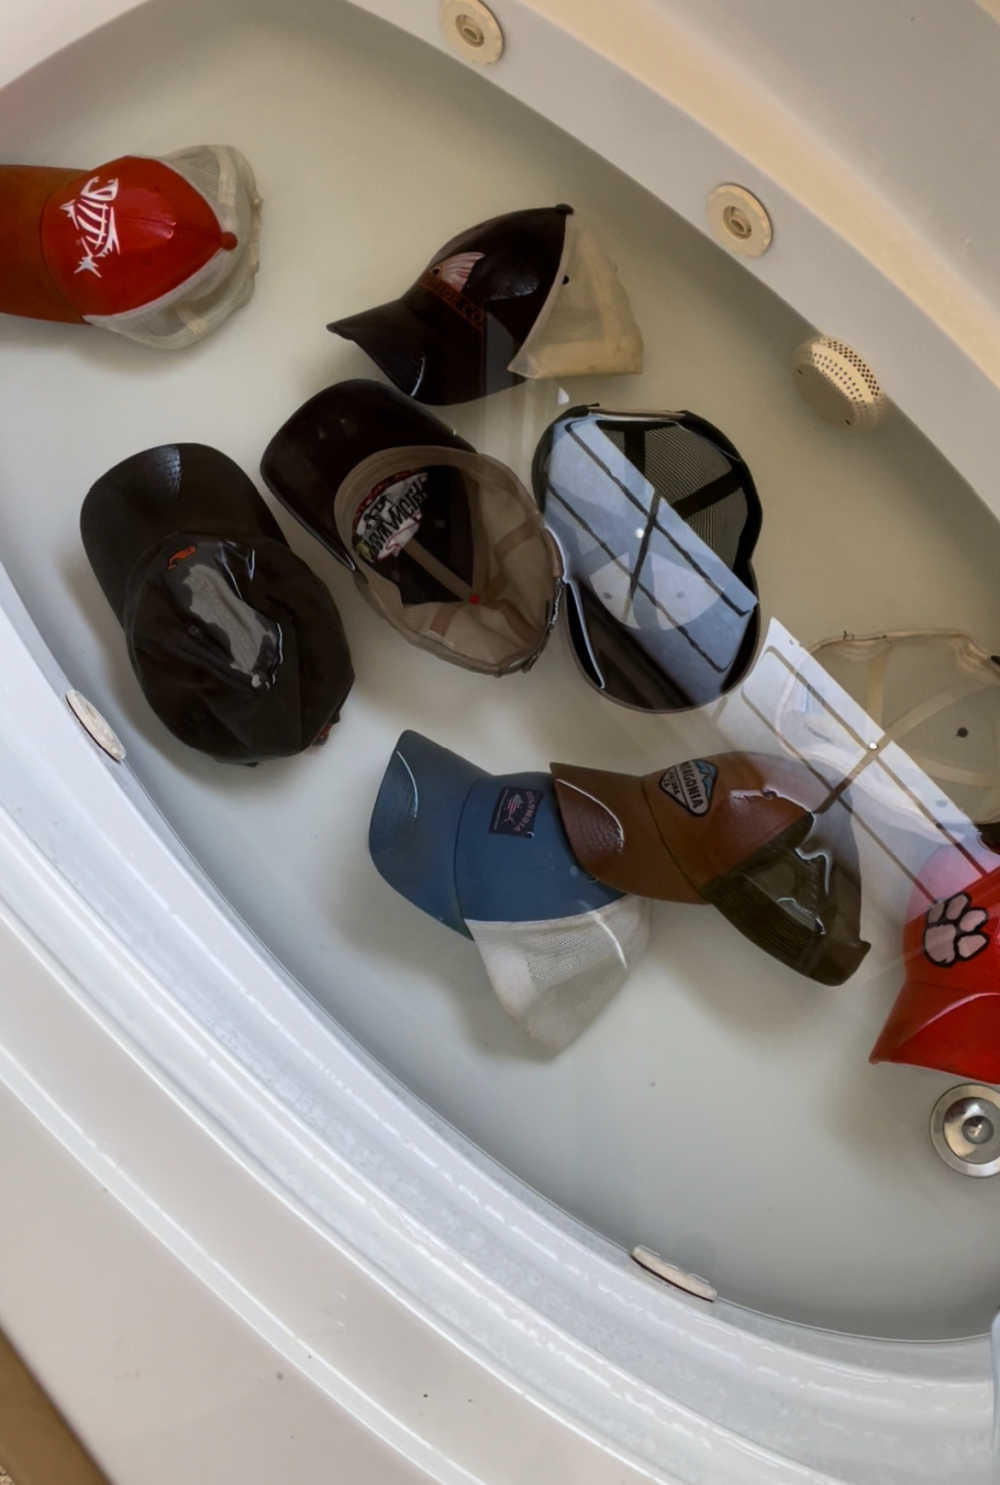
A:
[{"xmin": 551, "ymin": 752, "xmax": 870, "ymax": 984}]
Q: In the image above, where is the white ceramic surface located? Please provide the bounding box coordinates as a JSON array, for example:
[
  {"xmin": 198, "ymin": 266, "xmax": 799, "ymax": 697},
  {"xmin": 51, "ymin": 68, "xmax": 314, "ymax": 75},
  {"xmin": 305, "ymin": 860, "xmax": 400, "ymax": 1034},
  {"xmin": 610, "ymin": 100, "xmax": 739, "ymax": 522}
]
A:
[
  {"xmin": 1, "ymin": 1, "xmax": 998, "ymax": 1481},
  {"xmin": 3, "ymin": 0, "xmax": 997, "ymax": 1340}
]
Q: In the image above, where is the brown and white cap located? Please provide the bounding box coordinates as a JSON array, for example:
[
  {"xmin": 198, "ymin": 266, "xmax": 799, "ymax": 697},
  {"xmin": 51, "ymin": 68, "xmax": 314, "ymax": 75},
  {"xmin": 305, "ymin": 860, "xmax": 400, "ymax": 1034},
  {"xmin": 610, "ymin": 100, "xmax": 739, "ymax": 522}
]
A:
[
  {"xmin": 551, "ymin": 751, "xmax": 871, "ymax": 985},
  {"xmin": 334, "ymin": 444, "xmax": 562, "ymax": 675}
]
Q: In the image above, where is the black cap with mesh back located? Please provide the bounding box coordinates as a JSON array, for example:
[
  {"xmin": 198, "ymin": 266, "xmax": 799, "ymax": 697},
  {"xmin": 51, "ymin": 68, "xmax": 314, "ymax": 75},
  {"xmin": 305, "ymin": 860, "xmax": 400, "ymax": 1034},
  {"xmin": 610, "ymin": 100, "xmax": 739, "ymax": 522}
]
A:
[
  {"xmin": 531, "ymin": 405, "xmax": 762, "ymax": 711},
  {"xmin": 328, "ymin": 207, "xmax": 572, "ymax": 406},
  {"xmin": 81, "ymin": 444, "xmax": 354, "ymax": 763}
]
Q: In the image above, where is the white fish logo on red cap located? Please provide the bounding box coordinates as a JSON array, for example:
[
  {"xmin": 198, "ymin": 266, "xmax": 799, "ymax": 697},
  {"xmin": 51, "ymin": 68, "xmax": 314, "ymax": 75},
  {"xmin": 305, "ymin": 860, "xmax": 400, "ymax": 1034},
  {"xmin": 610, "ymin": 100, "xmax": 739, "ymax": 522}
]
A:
[
  {"xmin": 60, "ymin": 175, "xmax": 120, "ymax": 277},
  {"xmin": 430, "ymin": 251, "xmax": 484, "ymax": 292}
]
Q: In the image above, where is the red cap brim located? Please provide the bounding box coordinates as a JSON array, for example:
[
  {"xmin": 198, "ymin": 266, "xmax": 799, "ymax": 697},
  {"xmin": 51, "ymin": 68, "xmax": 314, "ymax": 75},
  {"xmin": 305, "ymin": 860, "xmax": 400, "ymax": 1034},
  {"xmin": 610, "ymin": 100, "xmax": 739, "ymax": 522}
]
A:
[
  {"xmin": 870, "ymin": 978, "xmax": 1000, "ymax": 1083},
  {"xmin": 0, "ymin": 164, "xmax": 86, "ymax": 323}
]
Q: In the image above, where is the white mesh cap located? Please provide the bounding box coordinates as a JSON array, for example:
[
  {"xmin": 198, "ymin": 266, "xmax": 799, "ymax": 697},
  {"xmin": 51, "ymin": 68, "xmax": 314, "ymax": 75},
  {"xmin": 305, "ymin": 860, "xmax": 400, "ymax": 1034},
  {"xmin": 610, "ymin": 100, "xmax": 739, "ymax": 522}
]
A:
[
  {"xmin": 466, "ymin": 894, "xmax": 651, "ymax": 1053},
  {"xmin": 84, "ymin": 146, "xmax": 262, "ymax": 350},
  {"xmin": 508, "ymin": 217, "xmax": 643, "ymax": 380}
]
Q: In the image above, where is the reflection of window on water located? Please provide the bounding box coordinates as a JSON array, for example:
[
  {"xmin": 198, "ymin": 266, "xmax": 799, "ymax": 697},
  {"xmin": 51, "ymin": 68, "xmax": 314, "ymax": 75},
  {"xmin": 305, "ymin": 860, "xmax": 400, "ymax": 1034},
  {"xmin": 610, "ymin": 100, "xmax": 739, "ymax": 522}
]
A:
[
  {"xmin": 534, "ymin": 406, "xmax": 760, "ymax": 711},
  {"xmin": 724, "ymin": 618, "xmax": 1000, "ymax": 912}
]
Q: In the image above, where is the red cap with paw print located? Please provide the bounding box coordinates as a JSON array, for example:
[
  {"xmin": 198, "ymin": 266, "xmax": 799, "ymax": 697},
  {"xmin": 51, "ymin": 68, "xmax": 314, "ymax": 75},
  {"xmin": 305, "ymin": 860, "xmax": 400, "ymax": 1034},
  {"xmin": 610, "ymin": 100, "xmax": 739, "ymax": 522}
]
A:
[{"xmin": 871, "ymin": 840, "xmax": 1000, "ymax": 1082}]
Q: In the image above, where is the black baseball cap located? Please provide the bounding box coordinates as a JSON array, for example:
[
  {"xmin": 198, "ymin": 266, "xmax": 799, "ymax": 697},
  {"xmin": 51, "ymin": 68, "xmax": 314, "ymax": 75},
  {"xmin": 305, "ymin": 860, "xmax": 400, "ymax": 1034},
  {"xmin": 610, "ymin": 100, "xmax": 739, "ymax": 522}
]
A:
[
  {"xmin": 81, "ymin": 443, "xmax": 354, "ymax": 762},
  {"xmin": 532, "ymin": 405, "xmax": 762, "ymax": 712},
  {"xmin": 260, "ymin": 380, "xmax": 473, "ymax": 568},
  {"xmin": 328, "ymin": 206, "xmax": 573, "ymax": 405}
]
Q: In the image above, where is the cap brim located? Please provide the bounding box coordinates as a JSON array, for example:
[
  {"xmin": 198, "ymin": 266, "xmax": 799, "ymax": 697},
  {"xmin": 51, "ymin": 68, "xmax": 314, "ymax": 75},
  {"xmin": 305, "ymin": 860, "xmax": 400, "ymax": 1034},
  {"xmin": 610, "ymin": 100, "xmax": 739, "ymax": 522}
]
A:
[
  {"xmin": 369, "ymin": 730, "xmax": 487, "ymax": 937},
  {"xmin": 329, "ymin": 299, "xmax": 431, "ymax": 398},
  {"xmin": 550, "ymin": 762, "xmax": 701, "ymax": 901},
  {"xmin": 329, "ymin": 288, "xmax": 517, "ymax": 407},
  {"xmin": 869, "ymin": 980, "xmax": 1000, "ymax": 1081},
  {"xmin": 564, "ymin": 582, "xmax": 718, "ymax": 711},
  {"xmin": 0, "ymin": 164, "xmax": 86, "ymax": 323},
  {"xmin": 82, "ymin": 443, "xmax": 282, "ymax": 622},
  {"xmin": 260, "ymin": 379, "xmax": 472, "ymax": 566}
]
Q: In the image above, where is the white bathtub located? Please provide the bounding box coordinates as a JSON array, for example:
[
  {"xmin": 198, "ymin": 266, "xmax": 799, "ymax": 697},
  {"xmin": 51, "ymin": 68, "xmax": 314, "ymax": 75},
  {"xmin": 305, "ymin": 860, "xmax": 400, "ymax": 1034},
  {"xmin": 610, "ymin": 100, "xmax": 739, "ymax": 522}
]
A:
[{"xmin": 2, "ymin": 1, "xmax": 999, "ymax": 1480}]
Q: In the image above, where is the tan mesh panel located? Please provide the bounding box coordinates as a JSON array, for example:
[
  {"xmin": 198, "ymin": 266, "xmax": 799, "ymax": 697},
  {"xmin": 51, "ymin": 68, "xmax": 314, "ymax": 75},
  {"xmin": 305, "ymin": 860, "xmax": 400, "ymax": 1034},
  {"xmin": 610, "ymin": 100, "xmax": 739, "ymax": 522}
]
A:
[{"xmin": 508, "ymin": 217, "xmax": 643, "ymax": 380}]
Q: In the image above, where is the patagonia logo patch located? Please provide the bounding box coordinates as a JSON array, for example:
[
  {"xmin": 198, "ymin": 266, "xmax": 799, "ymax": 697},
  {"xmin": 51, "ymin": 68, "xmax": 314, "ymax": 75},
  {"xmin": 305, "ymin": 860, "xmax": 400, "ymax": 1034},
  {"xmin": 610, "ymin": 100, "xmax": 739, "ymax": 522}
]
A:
[
  {"xmin": 353, "ymin": 470, "xmax": 429, "ymax": 564},
  {"xmin": 658, "ymin": 759, "xmax": 717, "ymax": 816},
  {"xmin": 490, "ymin": 786, "xmax": 542, "ymax": 838}
]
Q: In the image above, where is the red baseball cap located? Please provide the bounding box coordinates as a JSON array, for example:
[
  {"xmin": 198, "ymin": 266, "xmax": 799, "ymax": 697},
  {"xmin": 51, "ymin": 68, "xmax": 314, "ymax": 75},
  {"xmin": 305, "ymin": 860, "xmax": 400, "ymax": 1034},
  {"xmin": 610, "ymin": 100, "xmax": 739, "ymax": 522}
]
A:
[
  {"xmin": 0, "ymin": 145, "xmax": 260, "ymax": 348},
  {"xmin": 870, "ymin": 839, "xmax": 1000, "ymax": 1081}
]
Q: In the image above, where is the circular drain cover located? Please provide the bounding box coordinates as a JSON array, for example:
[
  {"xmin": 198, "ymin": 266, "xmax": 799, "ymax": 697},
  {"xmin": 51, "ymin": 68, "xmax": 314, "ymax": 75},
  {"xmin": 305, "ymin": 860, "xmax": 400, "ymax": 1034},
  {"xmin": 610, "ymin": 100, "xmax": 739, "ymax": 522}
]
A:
[{"xmin": 930, "ymin": 1085, "xmax": 1000, "ymax": 1176}]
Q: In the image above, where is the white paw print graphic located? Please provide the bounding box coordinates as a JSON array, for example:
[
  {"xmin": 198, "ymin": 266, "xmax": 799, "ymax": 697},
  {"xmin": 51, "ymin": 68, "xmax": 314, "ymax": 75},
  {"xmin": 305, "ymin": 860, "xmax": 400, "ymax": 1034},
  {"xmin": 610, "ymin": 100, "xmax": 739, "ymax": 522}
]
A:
[{"xmin": 923, "ymin": 892, "xmax": 990, "ymax": 966}]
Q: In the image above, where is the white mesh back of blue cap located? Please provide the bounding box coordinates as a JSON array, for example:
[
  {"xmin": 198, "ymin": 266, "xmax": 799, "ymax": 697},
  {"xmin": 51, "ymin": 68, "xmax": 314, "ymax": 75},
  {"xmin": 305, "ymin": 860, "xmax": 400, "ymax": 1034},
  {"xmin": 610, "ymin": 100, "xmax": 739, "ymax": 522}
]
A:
[{"xmin": 466, "ymin": 894, "xmax": 650, "ymax": 1053}]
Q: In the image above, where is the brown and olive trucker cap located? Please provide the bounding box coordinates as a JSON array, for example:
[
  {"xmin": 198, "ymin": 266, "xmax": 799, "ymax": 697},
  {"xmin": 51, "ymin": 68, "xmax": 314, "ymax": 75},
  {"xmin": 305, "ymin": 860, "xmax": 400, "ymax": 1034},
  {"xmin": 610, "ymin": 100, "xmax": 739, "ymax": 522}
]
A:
[
  {"xmin": 334, "ymin": 444, "xmax": 562, "ymax": 675},
  {"xmin": 550, "ymin": 753, "xmax": 809, "ymax": 899},
  {"xmin": 551, "ymin": 751, "xmax": 870, "ymax": 985}
]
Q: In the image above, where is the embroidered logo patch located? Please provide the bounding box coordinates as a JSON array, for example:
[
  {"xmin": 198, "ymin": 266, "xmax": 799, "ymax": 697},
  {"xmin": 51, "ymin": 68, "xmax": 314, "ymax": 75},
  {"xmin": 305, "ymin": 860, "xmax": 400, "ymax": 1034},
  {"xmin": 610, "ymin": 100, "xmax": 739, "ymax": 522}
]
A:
[
  {"xmin": 490, "ymin": 786, "xmax": 542, "ymax": 838},
  {"xmin": 419, "ymin": 251, "xmax": 486, "ymax": 329},
  {"xmin": 59, "ymin": 175, "xmax": 120, "ymax": 278},
  {"xmin": 923, "ymin": 892, "xmax": 990, "ymax": 966},
  {"xmin": 430, "ymin": 251, "xmax": 483, "ymax": 291},
  {"xmin": 353, "ymin": 470, "xmax": 429, "ymax": 564},
  {"xmin": 658, "ymin": 759, "xmax": 717, "ymax": 816}
]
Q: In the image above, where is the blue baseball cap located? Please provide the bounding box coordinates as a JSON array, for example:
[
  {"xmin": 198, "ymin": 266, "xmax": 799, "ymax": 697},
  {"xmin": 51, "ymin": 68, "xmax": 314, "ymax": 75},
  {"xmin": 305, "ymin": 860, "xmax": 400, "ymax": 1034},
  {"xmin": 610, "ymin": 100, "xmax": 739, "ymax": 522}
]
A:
[{"xmin": 369, "ymin": 731, "xmax": 651, "ymax": 1050}]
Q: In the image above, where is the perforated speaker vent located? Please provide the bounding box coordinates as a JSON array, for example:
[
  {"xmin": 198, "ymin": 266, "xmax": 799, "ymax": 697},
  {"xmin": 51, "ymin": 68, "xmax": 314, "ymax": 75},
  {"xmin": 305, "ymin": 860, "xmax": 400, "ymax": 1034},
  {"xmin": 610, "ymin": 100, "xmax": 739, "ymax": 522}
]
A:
[{"xmin": 793, "ymin": 336, "xmax": 888, "ymax": 430}]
